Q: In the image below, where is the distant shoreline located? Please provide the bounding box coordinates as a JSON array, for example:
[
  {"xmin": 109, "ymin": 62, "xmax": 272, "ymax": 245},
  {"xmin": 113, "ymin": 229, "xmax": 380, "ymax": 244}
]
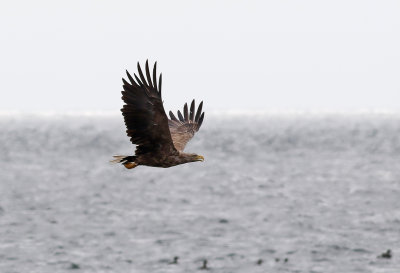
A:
[{"xmin": 1, "ymin": 109, "xmax": 400, "ymax": 118}]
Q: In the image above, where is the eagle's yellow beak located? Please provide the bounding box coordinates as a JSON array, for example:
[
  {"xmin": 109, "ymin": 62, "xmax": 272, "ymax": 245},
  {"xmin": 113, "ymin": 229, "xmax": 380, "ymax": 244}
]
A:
[{"xmin": 196, "ymin": 155, "xmax": 205, "ymax": 162}]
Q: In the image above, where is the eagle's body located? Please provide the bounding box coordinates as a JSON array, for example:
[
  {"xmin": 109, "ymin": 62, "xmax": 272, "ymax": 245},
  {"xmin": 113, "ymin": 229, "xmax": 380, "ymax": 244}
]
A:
[{"xmin": 112, "ymin": 60, "xmax": 205, "ymax": 169}]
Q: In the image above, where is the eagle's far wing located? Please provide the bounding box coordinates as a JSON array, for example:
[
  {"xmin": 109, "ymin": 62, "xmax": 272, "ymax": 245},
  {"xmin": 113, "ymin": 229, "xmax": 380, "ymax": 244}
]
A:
[
  {"xmin": 121, "ymin": 60, "xmax": 176, "ymax": 156},
  {"xmin": 168, "ymin": 100, "xmax": 205, "ymax": 152}
]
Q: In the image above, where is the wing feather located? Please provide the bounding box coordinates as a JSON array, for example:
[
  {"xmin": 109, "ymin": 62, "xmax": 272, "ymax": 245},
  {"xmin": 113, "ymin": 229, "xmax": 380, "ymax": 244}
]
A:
[
  {"xmin": 145, "ymin": 60, "xmax": 153, "ymax": 88},
  {"xmin": 134, "ymin": 74, "xmax": 144, "ymax": 87},
  {"xmin": 137, "ymin": 62, "xmax": 148, "ymax": 87},
  {"xmin": 197, "ymin": 112, "xmax": 204, "ymax": 129},
  {"xmin": 121, "ymin": 61, "xmax": 176, "ymax": 156},
  {"xmin": 152, "ymin": 62, "xmax": 157, "ymax": 90},
  {"xmin": 158, "ymin": 74, "xmax": 162, "ymax": 96},
  {"xmin": 169, "ymin": 111, "xmax": 179, "ymax": 121},
  {"xmin": 177, "ymin": 110, "xmax": 184, "ymax": 122},
  {"xmin": 183, "ymin": 103, "xmax": 188, "ymax": 122},
  {"xmin": 195, "ymin": 101, "xmax": 203, "ymax": 122},
  {"xmin": 126, "ymin": 70, "xmax": 139, "ymax": 87},
  {"xmin": 168, "ymin": 100, "xmax": 205, "ymax": 152},
  {"xmin": 189, "ymin": 100, "xmax": 195, "ymax": 122}
]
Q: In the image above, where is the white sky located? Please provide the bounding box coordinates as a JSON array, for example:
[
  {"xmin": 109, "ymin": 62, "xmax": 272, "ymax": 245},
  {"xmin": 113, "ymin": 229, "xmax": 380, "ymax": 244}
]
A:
[{"xmin": 1, "ymin": 0, "xmax": 399, "ymax": 113}]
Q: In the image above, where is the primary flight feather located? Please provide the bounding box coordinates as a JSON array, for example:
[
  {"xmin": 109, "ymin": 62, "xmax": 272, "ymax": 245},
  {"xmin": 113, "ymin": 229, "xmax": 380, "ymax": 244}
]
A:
[{"xmin": 111, "ymin": 60, "xmax": 205, "ymax": 169}]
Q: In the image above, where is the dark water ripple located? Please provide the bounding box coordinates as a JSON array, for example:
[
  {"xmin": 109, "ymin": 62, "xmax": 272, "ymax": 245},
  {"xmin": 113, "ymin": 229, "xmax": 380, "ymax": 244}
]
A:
[{"xmin": 0, "ymin": 114, "xmax": 400, "ymax": 272}]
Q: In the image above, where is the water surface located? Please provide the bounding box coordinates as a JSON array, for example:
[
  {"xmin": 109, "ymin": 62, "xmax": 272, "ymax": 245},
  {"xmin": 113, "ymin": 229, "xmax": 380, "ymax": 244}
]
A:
[{"xmin": 0, "ymin": 113, "xmax": 399, "ymax": 272}]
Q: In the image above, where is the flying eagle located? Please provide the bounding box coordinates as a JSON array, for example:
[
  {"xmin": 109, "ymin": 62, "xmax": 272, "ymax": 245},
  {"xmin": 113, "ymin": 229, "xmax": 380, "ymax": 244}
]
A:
[{"xmin": 111, "ymin": 60, "xmax": 205, "ymax": 169}]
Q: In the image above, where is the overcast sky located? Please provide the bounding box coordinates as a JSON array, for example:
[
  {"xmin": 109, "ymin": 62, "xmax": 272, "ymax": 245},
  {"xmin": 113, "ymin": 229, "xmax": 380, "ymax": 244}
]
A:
[{"xmin": 1, "ymin": 0, "xmax": 399, "ymax": 113}]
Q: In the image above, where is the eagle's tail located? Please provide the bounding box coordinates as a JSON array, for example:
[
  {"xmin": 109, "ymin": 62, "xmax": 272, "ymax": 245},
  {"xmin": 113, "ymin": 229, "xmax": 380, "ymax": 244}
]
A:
[{"xmin": 110, "ymin": 155, "xmax": 138, "ymax": 169}]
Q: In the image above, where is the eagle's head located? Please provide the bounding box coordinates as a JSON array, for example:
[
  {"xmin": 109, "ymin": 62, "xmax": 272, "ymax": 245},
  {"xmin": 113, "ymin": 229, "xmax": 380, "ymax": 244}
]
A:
[{"xmin": 181, "ymin": 153, "xmax": 204, "ymax": 163}]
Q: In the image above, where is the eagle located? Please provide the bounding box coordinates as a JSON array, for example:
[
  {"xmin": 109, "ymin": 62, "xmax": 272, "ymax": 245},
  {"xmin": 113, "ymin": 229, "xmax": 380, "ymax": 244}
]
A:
[{"xmin": 111, "ymin": 60, "xmax": 205, "ymax": 169}]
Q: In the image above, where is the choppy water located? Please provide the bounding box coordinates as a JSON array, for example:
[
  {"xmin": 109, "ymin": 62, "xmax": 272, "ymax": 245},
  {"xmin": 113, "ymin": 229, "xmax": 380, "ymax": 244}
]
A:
[{"xmin": 0, "ymin": 113, "xmax": 399, "ymax": 273}]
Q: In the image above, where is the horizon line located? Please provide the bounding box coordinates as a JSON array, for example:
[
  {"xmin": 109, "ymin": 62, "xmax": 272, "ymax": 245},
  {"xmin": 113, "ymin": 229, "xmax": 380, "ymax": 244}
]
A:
[{"xmin": 1, "ymin": 108, "xmax": 400, "ymax": 117}]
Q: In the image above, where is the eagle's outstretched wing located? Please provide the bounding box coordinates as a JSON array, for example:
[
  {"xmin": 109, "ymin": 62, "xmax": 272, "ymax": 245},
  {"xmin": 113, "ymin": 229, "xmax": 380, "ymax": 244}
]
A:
[
  {"xmin": 121, "ymin": 60, "xmax": 176, "ymax": 156},
  {"xmin": 168, "ymin": 100, "xmax": 205, "ymax": 152}
]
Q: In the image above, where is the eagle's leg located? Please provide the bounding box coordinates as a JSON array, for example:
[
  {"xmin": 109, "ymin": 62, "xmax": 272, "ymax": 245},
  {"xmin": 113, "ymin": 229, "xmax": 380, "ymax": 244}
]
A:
[
  {"xmin": 111, "ymin": 155, "xmax": 138, "ymax": 169},
  {"xmin": 123, "ymin": 162, "xmax": 138, "ymax": 169}
]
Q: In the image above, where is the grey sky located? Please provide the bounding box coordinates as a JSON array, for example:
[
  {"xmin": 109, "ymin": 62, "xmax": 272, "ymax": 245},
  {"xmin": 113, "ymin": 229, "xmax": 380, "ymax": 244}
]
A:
[{"xmin": 1, "ymin": 0, "xmax": 399, "ymax": 113}]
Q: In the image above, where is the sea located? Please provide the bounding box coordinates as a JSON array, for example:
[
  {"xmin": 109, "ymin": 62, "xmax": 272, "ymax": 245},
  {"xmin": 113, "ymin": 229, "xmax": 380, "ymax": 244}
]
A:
[{"xmin": 0, "ymin": 112, "xmax": 399, "ymax": 273}]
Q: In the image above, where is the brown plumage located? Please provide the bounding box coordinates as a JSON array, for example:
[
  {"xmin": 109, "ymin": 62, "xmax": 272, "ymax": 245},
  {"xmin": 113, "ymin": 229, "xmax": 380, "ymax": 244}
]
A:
[{"xmin": 111, "ymin": 60, "xmax": 205, "ymax": 169}]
